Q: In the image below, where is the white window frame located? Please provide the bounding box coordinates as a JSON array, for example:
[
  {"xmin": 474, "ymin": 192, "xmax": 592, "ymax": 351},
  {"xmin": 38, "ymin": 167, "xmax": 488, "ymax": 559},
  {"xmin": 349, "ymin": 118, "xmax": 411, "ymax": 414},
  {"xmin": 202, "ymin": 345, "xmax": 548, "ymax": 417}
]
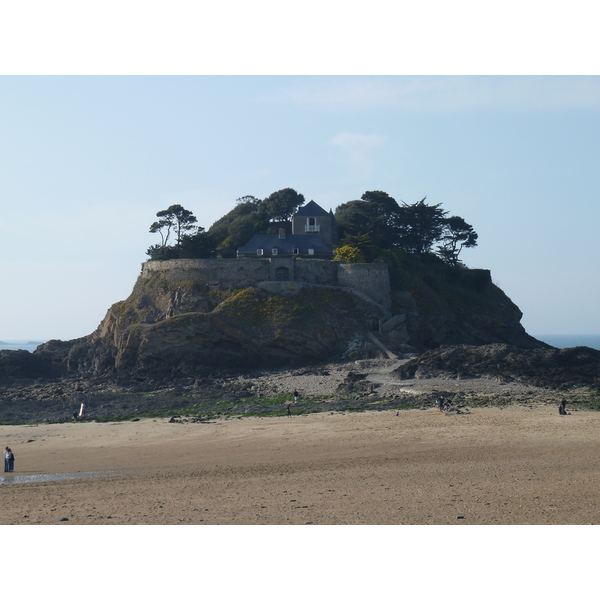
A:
[
  {"xmin": 293, "ymin": 247, "xmax": 300, "ymax": 255},
  {"xmin": 308, "ymin": 248, "xmax": 315, "ymax": 255},
  {"xmin": 272, "ymin": 248, "xmax": 278, "ymax": 255},
  {"xmin": 257, "ymin": 248, "xmax": 264, "ymax": 256},
  {"xmin": 305, "ymin": 217, "xmax": 320, "ymax": 233}
]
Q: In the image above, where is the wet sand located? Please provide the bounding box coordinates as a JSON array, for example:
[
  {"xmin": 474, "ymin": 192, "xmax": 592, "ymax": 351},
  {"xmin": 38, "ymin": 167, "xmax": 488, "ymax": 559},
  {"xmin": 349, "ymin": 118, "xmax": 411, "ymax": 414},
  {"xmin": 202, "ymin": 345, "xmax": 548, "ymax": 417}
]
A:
[{"xmin": 1, "ymin": 404, "xmax": 599, "ymax": 525}]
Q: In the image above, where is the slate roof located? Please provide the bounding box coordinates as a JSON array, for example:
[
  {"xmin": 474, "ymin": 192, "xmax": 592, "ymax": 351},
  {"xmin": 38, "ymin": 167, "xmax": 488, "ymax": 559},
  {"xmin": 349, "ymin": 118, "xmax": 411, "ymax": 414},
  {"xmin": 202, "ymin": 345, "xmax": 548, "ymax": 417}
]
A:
[
  {"xmin": 237, "ymin": 234, "xmax": 333, "ymax": 255},
  {"xmin": 294, "ymin": 200, "xmax": 330, "ymax": 217}
]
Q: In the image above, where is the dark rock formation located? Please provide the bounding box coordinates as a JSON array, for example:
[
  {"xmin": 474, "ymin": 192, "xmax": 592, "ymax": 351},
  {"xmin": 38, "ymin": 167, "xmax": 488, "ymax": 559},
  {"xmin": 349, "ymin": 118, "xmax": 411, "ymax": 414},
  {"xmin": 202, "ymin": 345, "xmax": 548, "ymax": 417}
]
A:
[
  {"xmin": 0, "ymin": 349, "xmax": 55, "ymax": 379},
  {"xmin": 33, "ymin": 281, "xmax": 390, "ymax": 379},
  {"xmin": 391, "ymin": 343, "xmax": 600, "ymax": 391},
  {"xmin": 3, "ymin": 261, "xmax": 547, "ymax": 383}
]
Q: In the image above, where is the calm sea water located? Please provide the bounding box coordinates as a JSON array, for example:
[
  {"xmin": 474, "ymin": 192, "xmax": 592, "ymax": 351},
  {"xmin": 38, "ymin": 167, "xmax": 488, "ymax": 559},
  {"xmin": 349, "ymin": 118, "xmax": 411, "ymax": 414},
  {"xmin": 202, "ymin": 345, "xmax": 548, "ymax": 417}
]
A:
[
  {"xmin": 0, "ymin": 341, "xmax": 46, "ymax": 352},
  {"xmin": 2, "ymin": 336, "xmax": 600, "ymax": 353},
  {"xmin": 534, "ymin": 334, "xmax": 600, "ymax": 351}
]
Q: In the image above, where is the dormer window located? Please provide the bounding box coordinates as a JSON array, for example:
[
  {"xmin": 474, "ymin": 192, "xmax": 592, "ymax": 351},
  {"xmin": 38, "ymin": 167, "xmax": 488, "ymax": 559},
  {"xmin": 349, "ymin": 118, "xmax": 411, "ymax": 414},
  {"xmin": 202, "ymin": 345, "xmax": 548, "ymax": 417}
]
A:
[
  {"xmin": 257, "ymin": 248, "xmax": 264, "ymax": 256},
  {"xmin": 272, "ymin": 248, "xmax": 278, "ymax": 255},
  {"xmin": 305, "ymin": 217, "xmax": 320, "ymax": 233},
  {"xmin": 293, "ymin": 248, "xmax": 299, "ymax": 255},
  {"xmin": 308, "ymin": 248, "xmax": 315, "ymax": 255}
]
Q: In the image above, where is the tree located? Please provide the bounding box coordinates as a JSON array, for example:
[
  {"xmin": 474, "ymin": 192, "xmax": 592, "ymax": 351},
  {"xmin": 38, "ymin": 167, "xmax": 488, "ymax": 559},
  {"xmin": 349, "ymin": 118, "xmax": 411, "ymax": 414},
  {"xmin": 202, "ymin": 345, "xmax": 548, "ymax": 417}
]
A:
[
  {"xmin": 178, "ymin": 228, "xmax": 216, "ymax": 258},
  {"xmin": 235, "ymin": 195, "xmax": 261, "ymax": 205},
  {"xmin": 149, "ymin": 210, "xmax": 176, "ymax": 247},
  {"xmin": 149, "ymin": 204, "xmax": 198, "ymax": 248},
  {"xmin": 262, "ymin": 188, "xmax": 305, "ymax": 222},
  {"xmin": 437, "ymin": 216, "xmax": 478, "ymax": 265},
  {"xmin": 146, "ymin": 243, "xmax": 181, "ymax": 261},
  {"xmin": 335, "ymin": 191, "xmax": 401, "ymax": 250},
  {"xmin": 335, "ymin": 200, "xmax": 389, "ymax": 249},
  {"xmin": 169, "ymin": 204, "xmax": 198, "ymax": 244},
  {"xmin": 393, "ymin": 198, "xmax": 448, "ymax": 256},
  {"xmin": 361, "ymin": 190, "xmax": 400, "ymax": 217}
]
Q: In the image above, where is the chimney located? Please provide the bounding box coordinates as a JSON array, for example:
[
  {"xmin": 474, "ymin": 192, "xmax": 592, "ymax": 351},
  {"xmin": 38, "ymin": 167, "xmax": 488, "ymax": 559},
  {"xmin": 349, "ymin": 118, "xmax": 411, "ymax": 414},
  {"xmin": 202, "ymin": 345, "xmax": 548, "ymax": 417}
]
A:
[{"xmin": 279, "ymin": 228, "xmax": 286, "ymax": 239}]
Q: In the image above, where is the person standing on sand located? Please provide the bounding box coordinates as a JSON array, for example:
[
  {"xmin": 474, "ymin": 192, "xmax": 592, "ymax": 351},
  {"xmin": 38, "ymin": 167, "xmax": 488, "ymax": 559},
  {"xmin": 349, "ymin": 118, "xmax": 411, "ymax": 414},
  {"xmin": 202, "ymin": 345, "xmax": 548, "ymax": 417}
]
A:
[
  {"xmin": 293, "ymin": 390, "xmax": 299, "ymax": 403},
  {"xmin": 4, "ymin": 447, "xmax": 14, "ymax": 472},
  {"xmin": 559, "ymin": 399, "xmax": 571, "ymax": 415},
  {"xmin": 287, "ymin": 404, "xmax": 292, "ymax": 418}
]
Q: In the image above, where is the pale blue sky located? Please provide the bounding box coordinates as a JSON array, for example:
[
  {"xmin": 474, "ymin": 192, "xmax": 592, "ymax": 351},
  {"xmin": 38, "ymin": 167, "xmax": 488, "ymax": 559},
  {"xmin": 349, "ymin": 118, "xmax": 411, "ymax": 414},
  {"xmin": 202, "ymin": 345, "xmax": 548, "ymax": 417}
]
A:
[{"xmin": 2, "ymin": 75, "xmax": 600, "ymax": 340}]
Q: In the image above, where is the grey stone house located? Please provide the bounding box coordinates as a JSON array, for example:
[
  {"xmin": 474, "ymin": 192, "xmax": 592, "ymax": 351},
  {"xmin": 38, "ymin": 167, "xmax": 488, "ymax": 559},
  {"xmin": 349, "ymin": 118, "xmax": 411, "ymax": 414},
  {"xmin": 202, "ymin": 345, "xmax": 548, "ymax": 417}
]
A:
[
  {"xmin": 237, "ymin": 200, "xmax": 339, "ymax": 259},
  {"xmin": 291, "ymin": 200, "xmax": 339, "ymax": 246}
]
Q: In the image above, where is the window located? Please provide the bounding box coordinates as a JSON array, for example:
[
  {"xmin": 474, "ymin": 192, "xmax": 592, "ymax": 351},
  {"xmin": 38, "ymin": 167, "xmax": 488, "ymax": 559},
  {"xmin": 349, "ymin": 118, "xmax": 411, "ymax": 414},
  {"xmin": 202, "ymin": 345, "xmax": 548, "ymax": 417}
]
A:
[
  {"xmin": 305, "ymin": 217, "xmax": 320, "ymax": 232},
  {"xmin": 272, "ymin": 248, "xmax": 278, "ymax": 255},
  {"xmin": 293, "ymin": 248, "xmax": 299, "ymax": 255},
  {"xmin": 257, "ymin": 248, "xmax": 264, "ymax": 256},
  {"xmin": 308, "ymin": 248, "xmax": 315, "ymax": 255}
]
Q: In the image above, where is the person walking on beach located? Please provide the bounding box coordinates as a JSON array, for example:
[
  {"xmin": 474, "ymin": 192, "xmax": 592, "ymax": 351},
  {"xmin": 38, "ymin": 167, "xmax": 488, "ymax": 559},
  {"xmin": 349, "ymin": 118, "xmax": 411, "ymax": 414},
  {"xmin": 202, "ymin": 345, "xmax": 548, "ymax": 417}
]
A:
[
  {"xmin": 287, "ymin": 404, "xmax": 292, "ymax": 418},
  {"xmin": 559, "ymin": 399, "xmax": 571, "ymax": 415},
  {"xmin": 4, "ymin": 447, "xmax": 14, "ymax": 473}
]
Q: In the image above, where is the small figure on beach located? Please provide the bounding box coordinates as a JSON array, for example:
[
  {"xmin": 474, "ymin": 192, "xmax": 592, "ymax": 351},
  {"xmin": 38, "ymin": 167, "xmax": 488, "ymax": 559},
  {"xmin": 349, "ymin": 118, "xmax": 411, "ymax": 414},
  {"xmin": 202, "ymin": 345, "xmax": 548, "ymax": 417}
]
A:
[
  {"xmin": 4, "ymin": 447, "xmax": 14, "ymax": 473},
  {"xmin": 559, "ymin": 399, "xmax": 571, "ymax": 415},
  {"xmin": 443, "ymin": 398, "xmax": 453, "ymax": 411},
  {"xmin": 437, "ymin": 396, "xmax": 444, "ymax": 412},
  {"xmin": 293, "ymin": 390, "xmax": 299, "ymax": 403},
  {"xmin": 79, "ymin": 402, "xmax": 87, "ymax": 419},
  {"xmin": 287, "ymin": 404, "xmax": 292, "ymax": 418}
]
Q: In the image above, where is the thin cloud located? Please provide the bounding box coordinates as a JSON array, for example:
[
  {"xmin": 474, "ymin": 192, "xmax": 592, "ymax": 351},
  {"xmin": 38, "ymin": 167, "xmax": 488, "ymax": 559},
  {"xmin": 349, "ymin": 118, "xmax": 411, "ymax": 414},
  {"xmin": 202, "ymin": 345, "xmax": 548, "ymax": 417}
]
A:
[
  {"xmin": 328, "ymin": 132, "xmax": 386, "ymax": 176},
  {"xmin": 278, "ymin": 76, "xmax": 600, "ymax": 112}
]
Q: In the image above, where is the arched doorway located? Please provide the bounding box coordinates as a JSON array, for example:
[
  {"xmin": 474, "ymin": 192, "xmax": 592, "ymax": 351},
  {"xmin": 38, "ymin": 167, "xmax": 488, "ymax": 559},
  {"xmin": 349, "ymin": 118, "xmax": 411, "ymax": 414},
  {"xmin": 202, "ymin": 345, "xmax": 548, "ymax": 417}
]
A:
[{"xmin": 275, "ymin": 267, "xmax": 290, "ymax": 281}]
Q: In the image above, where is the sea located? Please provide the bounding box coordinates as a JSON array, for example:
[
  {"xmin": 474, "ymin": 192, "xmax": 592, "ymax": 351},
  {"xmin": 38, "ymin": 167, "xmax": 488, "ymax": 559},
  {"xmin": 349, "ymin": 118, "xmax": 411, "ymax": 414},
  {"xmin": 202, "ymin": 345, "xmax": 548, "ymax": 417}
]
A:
[
  {"xmin": 2, "ymin": 335, "xmax": 600, "ymax": 352},
  {"xmin": 0, "ymin": 341, "xmax": 47, "ymax": 352},
  {"xmin": 533, "ymin": 334, "xmax": 600, "ymax": 351}
]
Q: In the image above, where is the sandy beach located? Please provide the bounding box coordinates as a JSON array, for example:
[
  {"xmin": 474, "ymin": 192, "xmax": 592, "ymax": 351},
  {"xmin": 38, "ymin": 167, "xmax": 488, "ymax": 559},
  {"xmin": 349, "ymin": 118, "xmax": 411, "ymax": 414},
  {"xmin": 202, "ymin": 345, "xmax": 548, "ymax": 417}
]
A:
[{"xmin": 2, "ymin": 403, "xmax": 599, "ymax": 525}]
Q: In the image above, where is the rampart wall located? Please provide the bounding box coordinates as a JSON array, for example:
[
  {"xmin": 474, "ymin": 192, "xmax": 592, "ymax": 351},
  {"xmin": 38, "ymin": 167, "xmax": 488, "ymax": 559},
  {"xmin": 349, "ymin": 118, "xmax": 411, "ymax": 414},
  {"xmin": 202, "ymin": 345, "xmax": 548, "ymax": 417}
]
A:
[
  {"xmin": 141, "ymin": 258, "xmax": 391, "ymax": 308},
  {"xmin": 337, "ymin": 263, "xmax": 391, "ymax": 310}
]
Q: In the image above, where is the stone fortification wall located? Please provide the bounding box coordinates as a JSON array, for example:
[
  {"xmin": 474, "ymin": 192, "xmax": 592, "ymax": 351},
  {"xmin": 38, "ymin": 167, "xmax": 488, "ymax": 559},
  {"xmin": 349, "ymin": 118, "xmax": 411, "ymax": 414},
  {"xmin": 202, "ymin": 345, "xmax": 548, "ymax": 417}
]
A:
[
  {"xmin": 141, "ymin": 258, "xmax": 390, "ymax": 308},
  {"xmin": 294, "ymin": 259, "xmax": 339, "ymax": 285},
  {"xmin": 142, "ymin": 258, "xmax": 271, "ymax": 287},
  {"xmin": 337, "ymin": 263, "xmax": 391, "ymax": 310}
]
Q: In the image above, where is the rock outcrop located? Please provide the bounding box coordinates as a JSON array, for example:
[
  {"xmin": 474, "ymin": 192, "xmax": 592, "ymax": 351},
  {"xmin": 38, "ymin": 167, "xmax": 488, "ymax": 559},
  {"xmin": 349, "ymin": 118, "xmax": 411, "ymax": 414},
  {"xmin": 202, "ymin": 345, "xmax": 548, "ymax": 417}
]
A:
[
  {"xmin": 33, "ymin": 279, "xmax": 390, "ymax": 378},
  {"xmin": 3, "ymin": 260, "xmax": 547, "ymax": 381},
  {"xmin": 390, "ymin": 343, "xmax": 600, "ymax": 391}
]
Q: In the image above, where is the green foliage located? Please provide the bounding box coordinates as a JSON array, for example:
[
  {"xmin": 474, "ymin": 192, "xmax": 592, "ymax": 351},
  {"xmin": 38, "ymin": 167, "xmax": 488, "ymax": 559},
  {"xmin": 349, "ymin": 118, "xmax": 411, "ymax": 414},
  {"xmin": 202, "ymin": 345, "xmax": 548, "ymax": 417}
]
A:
[
  {"xmin": 147, "ymin": 204, "xmax": 210, "ymax": 260},
  {"xmin": 144, "ymin": 187, "xmax": 477, "ymax": 267},
  {"xmin": 437, "ymin": 216, "xmax": 479, "ymax": 266},
  {"xmin": 216, "ymin": 286, "xmax": 361, "ymax": 328},
  {"xmin": 178, "ymin": 230, "xmax": 217, "ymax": 258},
  {"xmin": 262, "ymin": 188, "xmax": 305, "ymax": 222},
  {"xmin": 334, "ymin": 245, "xmax": 366, "ymax": 263},
  {"xmin": 204, "ymin": 187, "xmax": 306, "ymax": 255},
  {"xmin": 150, "ymin": 204, "xmax": 198, "ymax": 246},
  {"xmin": 146, "ymin": 244, "xmax": 183, "ymax": 261},
  {"xmin": 335, "ymin": 191, "xmax": 478, "ymax": 266},
  {"xmin": 335, "ymin": 199, "xmax": 392, "ymax": 249},
  {"xmin": 393, "ymin": 198, "xmax": 447, "ymax": 256}
]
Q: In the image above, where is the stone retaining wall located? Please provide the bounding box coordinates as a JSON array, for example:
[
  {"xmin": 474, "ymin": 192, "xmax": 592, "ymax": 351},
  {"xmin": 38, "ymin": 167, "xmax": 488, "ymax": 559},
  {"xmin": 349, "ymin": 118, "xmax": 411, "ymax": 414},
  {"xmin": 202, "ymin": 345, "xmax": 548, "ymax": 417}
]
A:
[{"xmin": 141, "ymin": 258, "xmax": 391, "ymax": 308}]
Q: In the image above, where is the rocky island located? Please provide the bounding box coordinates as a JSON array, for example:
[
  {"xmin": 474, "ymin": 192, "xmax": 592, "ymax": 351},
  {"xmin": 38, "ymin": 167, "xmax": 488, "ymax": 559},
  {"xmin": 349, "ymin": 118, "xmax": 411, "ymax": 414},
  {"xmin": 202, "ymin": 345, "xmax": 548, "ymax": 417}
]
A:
[{"xmin": 2, "ymin": 191, "xmax": 599, "ymax": 424}]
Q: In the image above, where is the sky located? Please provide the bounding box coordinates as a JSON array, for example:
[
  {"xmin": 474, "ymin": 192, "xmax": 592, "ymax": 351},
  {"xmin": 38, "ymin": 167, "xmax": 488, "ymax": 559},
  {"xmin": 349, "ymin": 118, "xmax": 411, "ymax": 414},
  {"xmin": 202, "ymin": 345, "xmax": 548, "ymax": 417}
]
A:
[
  {"xmin": 2, "ymin": 74, "xmax": 600, "ymax": 341},
  {"xmin": 1, "ymin": 3, "xmax": 599, "ymax": 344}
]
